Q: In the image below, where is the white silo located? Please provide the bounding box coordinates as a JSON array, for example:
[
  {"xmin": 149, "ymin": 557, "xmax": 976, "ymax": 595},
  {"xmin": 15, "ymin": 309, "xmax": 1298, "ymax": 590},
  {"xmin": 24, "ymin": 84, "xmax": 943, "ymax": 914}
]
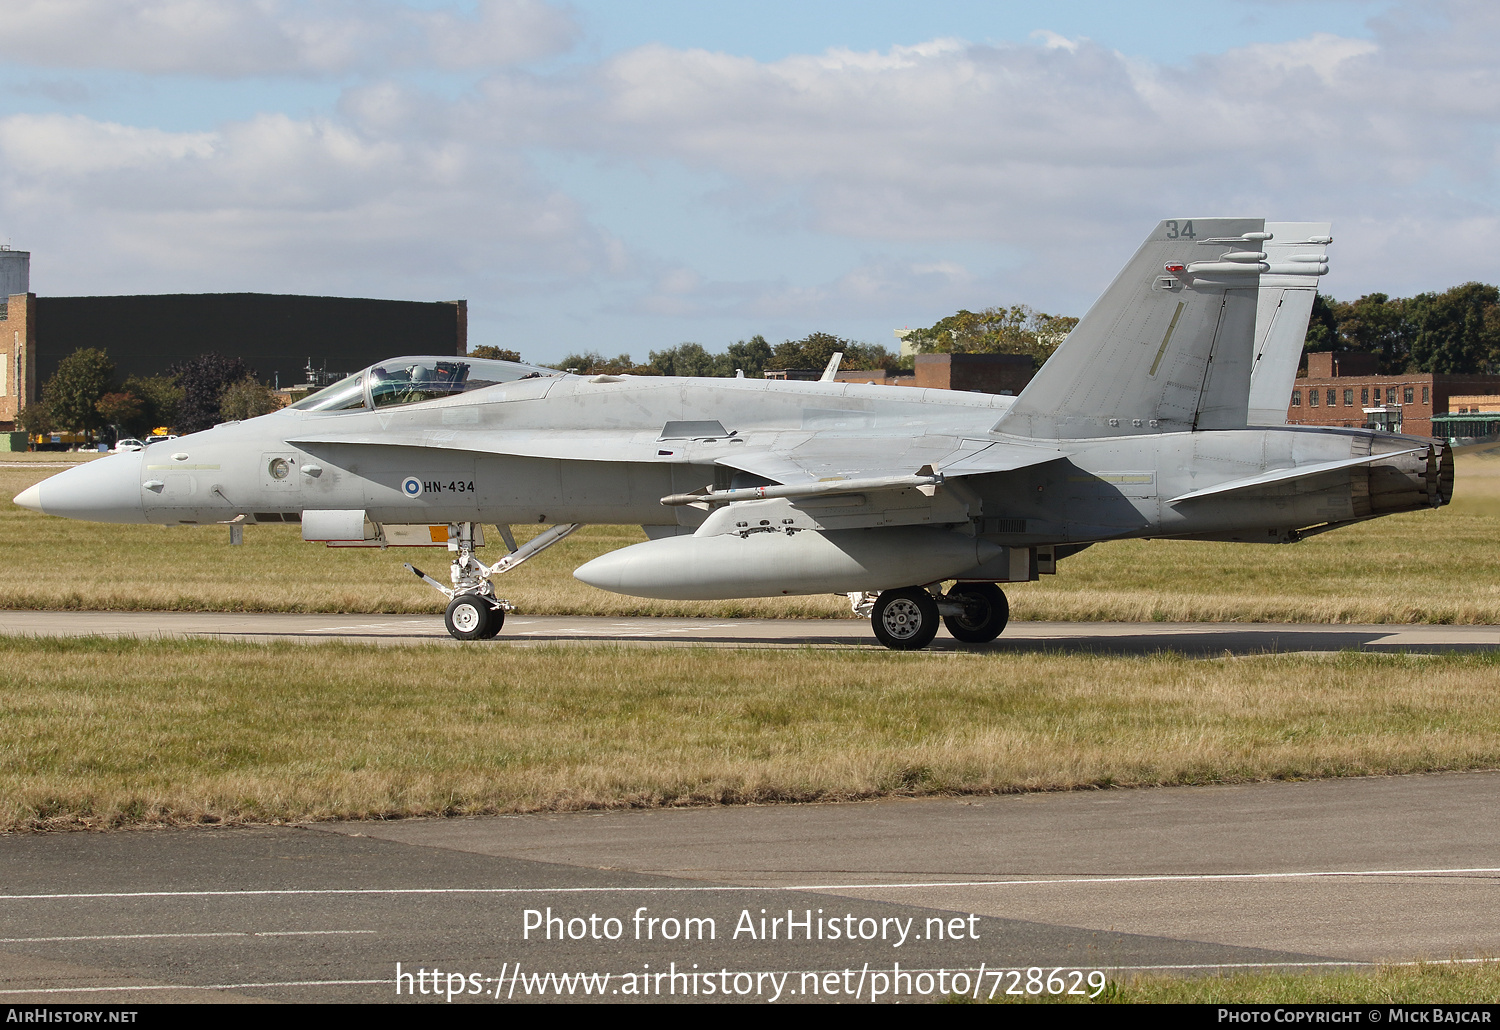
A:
[{"xmin": 0, "ymin": 247, "xmax": 29, "ymax": 298}]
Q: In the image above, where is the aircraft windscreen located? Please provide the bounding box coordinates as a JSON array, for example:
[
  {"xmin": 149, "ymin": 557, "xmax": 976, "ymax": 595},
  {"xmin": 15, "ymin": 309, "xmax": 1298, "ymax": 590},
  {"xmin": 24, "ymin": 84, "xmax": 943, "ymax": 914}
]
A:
[
  {"xmin": 290, "ymin": 372, "xmax": 367, "ymax": 412},
  {"xmin": 291, "ymin": 356, "xmax": 559, "ymax": 412}
]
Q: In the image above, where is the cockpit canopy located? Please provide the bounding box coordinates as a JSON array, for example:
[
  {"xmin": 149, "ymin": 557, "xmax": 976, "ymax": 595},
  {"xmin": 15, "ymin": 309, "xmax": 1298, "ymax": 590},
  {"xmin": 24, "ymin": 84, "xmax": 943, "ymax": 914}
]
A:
[{"xmin": 291, "ymin": 355, "xmax": 560, "ymax": 413}]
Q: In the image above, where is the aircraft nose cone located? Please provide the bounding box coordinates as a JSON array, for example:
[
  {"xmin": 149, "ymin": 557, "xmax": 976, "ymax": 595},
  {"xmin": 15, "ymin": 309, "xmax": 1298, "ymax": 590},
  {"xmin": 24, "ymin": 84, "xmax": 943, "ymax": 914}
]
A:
[
  {"xmin": 13, "ymin": 483, "xmax": 42, "ymax": 512},
  {"xmin": 16, "ymin": 452, "xmax": 149, "ymax": 523}
]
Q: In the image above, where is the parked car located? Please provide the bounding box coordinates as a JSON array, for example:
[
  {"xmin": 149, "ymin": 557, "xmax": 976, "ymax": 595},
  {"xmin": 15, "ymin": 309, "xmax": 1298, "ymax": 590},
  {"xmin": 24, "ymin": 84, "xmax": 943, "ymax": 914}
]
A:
[{"xmin": 113, "ymin": 438, "xmax": 146, "ymax": 452}]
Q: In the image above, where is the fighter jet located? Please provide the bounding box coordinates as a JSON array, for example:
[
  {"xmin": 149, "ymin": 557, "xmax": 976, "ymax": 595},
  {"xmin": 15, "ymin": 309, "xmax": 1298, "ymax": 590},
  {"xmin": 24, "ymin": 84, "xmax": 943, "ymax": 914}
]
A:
[{"xmin": 15, "ymin": 218, "xmax": 1452, "ymax": 649}]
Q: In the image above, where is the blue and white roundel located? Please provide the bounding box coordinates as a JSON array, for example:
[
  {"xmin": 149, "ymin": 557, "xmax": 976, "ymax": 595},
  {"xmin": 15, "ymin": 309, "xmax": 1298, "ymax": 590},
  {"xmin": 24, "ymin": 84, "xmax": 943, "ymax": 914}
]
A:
[{"xmin": 402, "ymin": 476, "xmax": 423, "ymax": 498}]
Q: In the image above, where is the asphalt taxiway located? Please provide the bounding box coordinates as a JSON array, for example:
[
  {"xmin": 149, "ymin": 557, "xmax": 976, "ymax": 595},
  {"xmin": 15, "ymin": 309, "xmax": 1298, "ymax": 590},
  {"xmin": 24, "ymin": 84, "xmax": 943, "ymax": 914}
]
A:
[
  {"xmin": 2, "ymin": 610, "xmax": 1498, "ymax": 654},
  {"xmin": 2, "ymin": 772, "xmax": 1497, "ymax": 1003}
]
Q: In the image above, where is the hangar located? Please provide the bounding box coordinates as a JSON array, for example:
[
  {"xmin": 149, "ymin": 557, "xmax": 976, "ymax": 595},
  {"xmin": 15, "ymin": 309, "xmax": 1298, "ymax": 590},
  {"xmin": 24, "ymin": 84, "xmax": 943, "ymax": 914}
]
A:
[{"xmin": 0, "ymin": 248, "xmax": 468, "ymax": 443}]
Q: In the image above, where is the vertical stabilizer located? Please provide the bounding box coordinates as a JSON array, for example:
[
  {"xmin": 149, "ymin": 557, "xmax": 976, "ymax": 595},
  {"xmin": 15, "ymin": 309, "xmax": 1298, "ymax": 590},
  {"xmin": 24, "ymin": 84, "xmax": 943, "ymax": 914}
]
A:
[
  {"xmin": 997, "ymin": 218, "xmax": 1266, "ymax": 439},
  {"xmin": 1248, "ymin": 222, "xmax": 1333, "ymax": 425}
]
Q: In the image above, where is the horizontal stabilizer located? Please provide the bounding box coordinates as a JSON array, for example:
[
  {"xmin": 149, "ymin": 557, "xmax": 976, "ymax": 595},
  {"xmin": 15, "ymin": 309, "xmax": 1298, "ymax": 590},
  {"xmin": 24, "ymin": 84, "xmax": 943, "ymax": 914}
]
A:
[{"xmin": 1168, "ymin": 447, "xmax": 1426, "ymax": 503}]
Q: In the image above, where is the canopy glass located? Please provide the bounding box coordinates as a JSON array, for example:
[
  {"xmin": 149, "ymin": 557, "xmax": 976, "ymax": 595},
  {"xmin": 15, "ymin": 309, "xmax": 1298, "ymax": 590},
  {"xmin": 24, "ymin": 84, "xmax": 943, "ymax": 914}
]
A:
[{"xmin": 291, "ymin": 356, "xmax": 559, "ymax": 413}]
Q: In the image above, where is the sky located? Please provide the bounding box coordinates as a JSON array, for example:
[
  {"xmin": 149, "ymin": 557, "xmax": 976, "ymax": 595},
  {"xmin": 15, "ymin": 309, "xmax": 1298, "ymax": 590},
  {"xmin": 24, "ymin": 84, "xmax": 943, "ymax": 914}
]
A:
[{"xmin": 0, "ymin": 0, "xmax": 1496, "ymax": 365}]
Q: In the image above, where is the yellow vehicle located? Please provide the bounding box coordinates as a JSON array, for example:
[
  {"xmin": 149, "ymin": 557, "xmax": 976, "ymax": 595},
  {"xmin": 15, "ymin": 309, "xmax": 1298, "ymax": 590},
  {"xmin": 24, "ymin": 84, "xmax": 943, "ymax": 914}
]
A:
[{"xmin": 33, "ymin": 430, "xmax": 90, "ymax": 450}]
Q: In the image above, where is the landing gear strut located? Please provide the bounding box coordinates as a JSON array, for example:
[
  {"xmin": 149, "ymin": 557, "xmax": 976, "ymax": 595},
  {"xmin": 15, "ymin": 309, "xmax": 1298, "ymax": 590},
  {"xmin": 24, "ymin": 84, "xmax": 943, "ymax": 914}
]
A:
[{"xmin": 408, "ymin": 521, "xmax": 580, "ymax": 641}]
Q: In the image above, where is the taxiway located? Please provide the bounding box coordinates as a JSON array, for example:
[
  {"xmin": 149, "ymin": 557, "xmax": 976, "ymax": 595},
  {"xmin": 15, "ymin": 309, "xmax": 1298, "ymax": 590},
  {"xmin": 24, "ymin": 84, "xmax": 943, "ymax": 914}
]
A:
[
  {"xmin": 1, "ymin": 610, "xmax": 1497, "ymax": 654},
  {"xmin": 2, "ymin": 772, "xmax": 1496, "ymax": 1003}
]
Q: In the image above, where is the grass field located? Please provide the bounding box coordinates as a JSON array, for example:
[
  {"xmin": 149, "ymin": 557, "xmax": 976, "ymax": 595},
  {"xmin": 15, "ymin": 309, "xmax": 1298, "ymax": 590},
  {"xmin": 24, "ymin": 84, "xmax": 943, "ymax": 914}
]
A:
[
  {"xmin": 976, "ymin": 963, "xmax": 1500, "ymax": 1004},
  {"xmin": 5, "ymin": 446, "xmax": 1500, "ymax": 622},
  {"xmin": 4, "ymin": 637, "xmax": 1499, "ymax": 830}
]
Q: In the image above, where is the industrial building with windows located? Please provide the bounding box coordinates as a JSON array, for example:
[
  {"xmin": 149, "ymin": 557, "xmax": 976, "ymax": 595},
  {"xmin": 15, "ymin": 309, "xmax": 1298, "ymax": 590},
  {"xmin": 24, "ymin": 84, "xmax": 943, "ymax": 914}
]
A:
[
  {"xmin": 1287, "ymin": 351, "xmax": 1500, "ymax": 439},
  {"xmin": 0, "ymin": 248, "xmax": 468, "ymax": 448}
]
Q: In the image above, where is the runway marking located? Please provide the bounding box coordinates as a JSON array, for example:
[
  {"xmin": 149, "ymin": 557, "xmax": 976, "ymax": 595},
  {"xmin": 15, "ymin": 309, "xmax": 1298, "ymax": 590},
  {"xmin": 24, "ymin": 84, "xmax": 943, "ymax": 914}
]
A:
[
  {"xmin": 3, "ymin": 957, "xmax": 1497, "ymax": 997},
  {"xmin": 1116, "ymin": 958, "xmax": 1500, "ymax": 972},
  {"xmin": 4, "ymin": 866, "xmax": 1497, "ymax": 902},
  {"xmin": 0, "ymin": 979, "xmax": 387, "ymax": 996},
  {"xmin": 0, "ymin": 930, "xmax": 376, "ymax": 943}
]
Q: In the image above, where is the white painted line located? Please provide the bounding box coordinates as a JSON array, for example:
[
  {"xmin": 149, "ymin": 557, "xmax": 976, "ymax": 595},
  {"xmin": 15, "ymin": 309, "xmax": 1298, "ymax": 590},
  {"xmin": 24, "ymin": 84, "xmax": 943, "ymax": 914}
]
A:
[
  {"xmin": 1107, "ymin": 957, "xmax": 1500, "ymax": 972},
  {"xmin": 3, "ymin": 957, "xmax": 1497, "ymax": 997},
  {"xmin": 0, "ymin": 979, "xmax": 387, "ymax": 996},
  {"xmin": 0, "ymin": 930, "xmax": 375, "ymax": 943},
  {"xmin": 795, "ymin": 866, "xmax": 1500, "ymax": 891},
  {"xmin": 3, "ymin": 866, "xmax": 1497, "ymax": 902}
]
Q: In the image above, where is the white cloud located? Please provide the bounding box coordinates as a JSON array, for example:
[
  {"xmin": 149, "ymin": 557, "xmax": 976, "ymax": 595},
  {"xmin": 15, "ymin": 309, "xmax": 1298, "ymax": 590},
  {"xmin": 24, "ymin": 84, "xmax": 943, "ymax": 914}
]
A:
[
  {"xmin": 0, "ymin": 110, "xmax": 617, "ymax": 297},
  {"xmin": 4, "ymin": 0, "xmax": 1500, "ymax": 352},
  {"xmin": 622, "ymin": 257, "xmax": 999, "ymax": 326},
  {"xmin": 465, "ymin": 0, "xmax": 1500, "ymax": 305},
  {"xmin": 0, "ymin": 0, "xmax": 579, "ymax": 77}
]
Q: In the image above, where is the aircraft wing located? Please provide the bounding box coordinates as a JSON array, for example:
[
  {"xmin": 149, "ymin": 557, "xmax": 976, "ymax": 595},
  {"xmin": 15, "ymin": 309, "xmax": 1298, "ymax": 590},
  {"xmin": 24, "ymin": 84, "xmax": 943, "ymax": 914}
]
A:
[
  {"xmin": 287, "ymin": 427, "xmax": 1062, "ymax": 482},
  {"xmin": 716, "ymin": 437, "xmax": 1063, "ymax": 485}
]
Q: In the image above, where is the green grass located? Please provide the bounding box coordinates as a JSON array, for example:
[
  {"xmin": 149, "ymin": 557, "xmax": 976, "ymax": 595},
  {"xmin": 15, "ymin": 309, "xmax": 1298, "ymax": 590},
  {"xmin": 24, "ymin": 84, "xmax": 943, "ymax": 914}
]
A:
[
  {"xmin": 4, "ymin": 444, "xmax": 1500, "ymax": 622},
  {"xmin": 5, "ymin": 638, "xmax": 1500, "ymax": 830}
]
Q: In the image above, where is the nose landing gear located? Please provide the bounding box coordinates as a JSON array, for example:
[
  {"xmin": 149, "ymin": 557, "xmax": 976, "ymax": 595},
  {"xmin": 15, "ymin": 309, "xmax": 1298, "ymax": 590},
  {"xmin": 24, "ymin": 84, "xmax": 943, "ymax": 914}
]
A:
[{"xmin": 409, "ymin": 521, "xmax": 580, "ymax": 640}]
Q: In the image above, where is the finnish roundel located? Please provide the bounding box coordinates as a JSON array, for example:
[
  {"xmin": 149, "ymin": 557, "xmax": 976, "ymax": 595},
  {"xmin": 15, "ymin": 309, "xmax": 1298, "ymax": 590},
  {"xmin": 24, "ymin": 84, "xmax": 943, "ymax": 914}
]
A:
[{"xmin": 402, "ymin": 477, "xmax": 423, "ymax": 498}]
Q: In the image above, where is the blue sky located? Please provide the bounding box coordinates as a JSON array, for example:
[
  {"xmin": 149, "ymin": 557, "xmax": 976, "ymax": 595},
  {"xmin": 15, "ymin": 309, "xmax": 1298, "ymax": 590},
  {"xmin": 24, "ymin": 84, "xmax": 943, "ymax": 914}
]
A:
[
  {"xmin": 0, "ymin": 0, "xmax": 1494, "ymax": 366},
  {"xmin": 564, "ymin": 1, "xmax": 1389, "ymax": 64}
]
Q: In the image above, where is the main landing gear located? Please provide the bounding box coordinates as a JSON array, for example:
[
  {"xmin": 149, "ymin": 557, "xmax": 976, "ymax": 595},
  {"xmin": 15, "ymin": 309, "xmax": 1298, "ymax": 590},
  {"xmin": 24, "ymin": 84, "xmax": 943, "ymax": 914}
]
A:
[
  {"xmin": 408, "ymin": 521, "xmax": 581, "ymax": 641},
  {"xmin": 856, "ymin": 583, "xmax": 1010, "ymax": 651}
]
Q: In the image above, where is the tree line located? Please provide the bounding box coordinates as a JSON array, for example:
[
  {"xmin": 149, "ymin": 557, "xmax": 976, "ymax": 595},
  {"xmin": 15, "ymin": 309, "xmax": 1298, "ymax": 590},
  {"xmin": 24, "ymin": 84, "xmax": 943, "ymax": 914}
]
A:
[
  {"xmin": 17, "ymin": 350, "xmax": 280, "ymax": 443},
  {"xmin": 1305, "ymin": 282, "xmax": 1500, "ymax": 375},
  {"xmin": 19, "ymin": 281, "xmax": 1497, "ymax": 444},
  {"xmin": 487, "ymin": 308, "xmax": 1078, "ymax": 380},
  {"xmin": 518, "ymin": 332, "xmax": 901, "ymax": 379},
  {"xmin": 483, "ymin": 285, "xmax": 1500, "ymax": 383}
]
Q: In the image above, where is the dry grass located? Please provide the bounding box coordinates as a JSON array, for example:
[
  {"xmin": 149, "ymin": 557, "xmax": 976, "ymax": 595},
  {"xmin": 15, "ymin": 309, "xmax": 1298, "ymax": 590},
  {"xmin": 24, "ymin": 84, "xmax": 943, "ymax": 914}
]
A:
[
  {"xmin": 0, "ymin": 464, "xmax": 850, "ymax": 617},
  {"xmin": 5, "ymin": 637, "xmax": 1499, "ymax": 830},
  {"xmin": 0, "ymin": 452, "xmax": 106, "ymax": 463},
  {"xmin": 976, "ymin": 962, "xmax": 1500, "ymax": 1004},
  {"xmin": 4, "ymin": 445, "xmax": 1500, "ymax": 622}
]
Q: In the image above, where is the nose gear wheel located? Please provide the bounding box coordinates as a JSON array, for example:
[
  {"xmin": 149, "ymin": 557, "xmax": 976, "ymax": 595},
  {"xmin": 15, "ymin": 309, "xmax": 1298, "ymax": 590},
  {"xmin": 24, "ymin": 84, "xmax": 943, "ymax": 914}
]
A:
[{"xmin": 446, "ymin": 594, "xmax": 503, "ymax": 641}]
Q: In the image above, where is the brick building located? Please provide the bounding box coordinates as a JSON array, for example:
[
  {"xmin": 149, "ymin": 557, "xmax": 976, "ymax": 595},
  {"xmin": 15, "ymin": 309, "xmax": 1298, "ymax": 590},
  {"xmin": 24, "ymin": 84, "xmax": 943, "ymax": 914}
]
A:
[
  {"xmin": 1288, "ymin": 351, "xmax": 1500, "ymax": 438},
  {"xmin": 1, "ymin": 290, "xmax": 36, "ymax": 436}
]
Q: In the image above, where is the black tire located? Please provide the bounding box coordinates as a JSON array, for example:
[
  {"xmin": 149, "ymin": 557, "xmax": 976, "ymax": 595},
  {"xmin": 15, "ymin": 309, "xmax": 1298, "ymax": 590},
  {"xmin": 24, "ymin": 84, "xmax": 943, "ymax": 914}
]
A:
[
  {"xmin": 478, "ymin": 604, "xmax": 505, "ymax": 639},
  {"xmin": 942, "ymin": 583, "xmax": 1010, "ymax": 644},
  {"xmin": 871, "ymin": 587, "xmax": 941, "ymax": 650},
  {"xmin": 445, "ymin": 594, "xmax": 493, "ymax": 641}
]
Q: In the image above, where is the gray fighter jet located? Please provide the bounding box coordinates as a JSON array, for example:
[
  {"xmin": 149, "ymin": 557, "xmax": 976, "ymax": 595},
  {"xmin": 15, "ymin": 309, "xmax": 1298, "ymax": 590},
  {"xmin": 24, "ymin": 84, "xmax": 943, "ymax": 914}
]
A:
[{"xmin": 15, "ymin": 218, "xmax": 1452, "ymax": 649}]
